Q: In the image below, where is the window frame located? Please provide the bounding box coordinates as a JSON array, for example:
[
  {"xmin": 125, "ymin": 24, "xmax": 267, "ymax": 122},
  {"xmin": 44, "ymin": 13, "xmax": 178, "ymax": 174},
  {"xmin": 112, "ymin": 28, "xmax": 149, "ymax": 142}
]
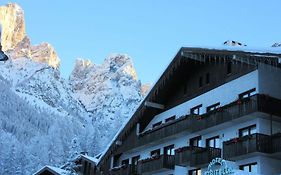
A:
[
  {"xmin": 239, "ymin": 88, "xmax": 256, "ymax": 99},
  {"xmin": 121, "ymin": 159, "xmax": 129, "ymax": 166},
  {"xmin": 165, "ymin": 116, "xmax": 176, "ymax": 123},
  {"xmin": 190, "ymin": 136, "xmax": 202, "ymax": 147},
  {"xmin": 131, "ymin": 155, "xmax": 140, "ymax": 166},
  {"xmin": 190, "ymin": 104, "xmax": 203, "ymax": 115},
  {"xmin": 206, "ymin": 102, "xmax": 220, "ymax": 112},
  {"xmin": 152, "ymin": 121, "xmax": 162, "ymax": 128},
  {"xmin": 188, "ymin": 168, "xmax": 202, "ymax": 175},
  {"xmin": 239, "ymin": 124, "xmax": 257, "ymax": 137},
  {"xmin": 164, "ymin": 144, "xmax": 175, "ymax": 156},
  {"xmin": 150, "ymin": 149, "xmax": 160, "ymax": 157},
  {"xmin": 239, "ymin": 162, "xmax": 258, "ymax": 173},
  {"xmin": 206, "ymin": 135, "xmax": 220, "ymax": 148}
]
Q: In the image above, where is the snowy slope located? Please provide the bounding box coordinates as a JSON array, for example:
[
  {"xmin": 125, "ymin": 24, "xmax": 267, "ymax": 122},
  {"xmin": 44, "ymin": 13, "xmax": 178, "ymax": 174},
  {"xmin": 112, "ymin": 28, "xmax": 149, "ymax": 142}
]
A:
[
  {"xmin": 0, "ymin": 53, "xmax": 143, "ymax": 175},
  {"xmin": 0, "ymin": 74, "xmax": 95, "ymax": 174},
  {"xmin": 0, "ymin": 3, "xmax": 145, "ymax": 174}
]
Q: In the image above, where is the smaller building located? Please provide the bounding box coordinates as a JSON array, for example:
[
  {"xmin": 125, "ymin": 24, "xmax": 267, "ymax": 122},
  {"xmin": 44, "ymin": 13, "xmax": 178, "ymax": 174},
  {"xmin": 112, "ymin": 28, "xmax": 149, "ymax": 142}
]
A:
[
  {"xmin": 74, "ymin": 154, "xmax": 99, "ymax": 175},
  {"xmin": 33, "ymin": 165, "xmax": 69, "ymax": 175}
]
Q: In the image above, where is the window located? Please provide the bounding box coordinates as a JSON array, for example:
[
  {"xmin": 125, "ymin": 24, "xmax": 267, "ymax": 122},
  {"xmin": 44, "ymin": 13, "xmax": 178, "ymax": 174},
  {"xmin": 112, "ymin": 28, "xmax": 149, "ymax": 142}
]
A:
[
  {"xmin": 239, "ymin": 88, "xmax": 256, "ymax": 99},
  {"xmin": 152, "ymin": 121, "xmax": 162, "ymax": 128},
  {"xmin": 206, "ymin": 136, "xmax": 220, "ymax": 148},
  {"xmin": 121, "ymin": 159, "xmax": 129, "ymax": 165},
  {"xmin": 239, "ymin": 162, "xmax": 257, "ymax": 173},
  {"xmin": 199, "ymin": 76, "xmax": 203, "ymax": 88},
  {"xmin": 164, "ymin": 145, "xmax": 175, "ymax": 155},
  {"xmin": 131, "ymin": 155, "xmax": 140, "ymax": 166},
  {"xmin": 189, "ymin": 168, "xmax": 202, "ymax": 175},
  {"xmin": 206, "ymin": 73, "xmax": 210, "ymax": 84},
  {"xmin": 190, "ymin": 136, "xmax": 202, "ymax": 147},
  {"xmin": 151, "ymin": 149, "xmax": 160, "ymax": 157},
  {"xmin": 239, "ymin": 125, "xmax": 257, "ymax": 137},
  {"xmin": 165, "ymin": 116, "xmax": 176, "ymax": 123},
  {"xmin": 227, "ymin": 61, "xmax": 232, "ymax": 74},
  {"xmin": 190, "ymin": 104, "xmax": 202, "ymax": 115},
  {"xmin": 206, "ymin": 102, "xmax": 220, "ymax": 112}
]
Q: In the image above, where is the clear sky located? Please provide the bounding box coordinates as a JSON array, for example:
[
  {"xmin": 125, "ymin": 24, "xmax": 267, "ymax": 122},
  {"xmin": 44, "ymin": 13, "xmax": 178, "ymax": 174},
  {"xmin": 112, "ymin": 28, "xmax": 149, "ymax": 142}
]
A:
[{"xmin": 1, "ymin": 0, "xmax": 280, "ymax": 84}]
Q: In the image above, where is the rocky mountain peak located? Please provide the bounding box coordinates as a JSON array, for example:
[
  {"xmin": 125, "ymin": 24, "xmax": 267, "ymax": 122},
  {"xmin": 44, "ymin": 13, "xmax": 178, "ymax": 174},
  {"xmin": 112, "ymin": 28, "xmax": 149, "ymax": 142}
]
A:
[
  {"xmin": 0, "ymin": 3, "xmax": 26, "ymax": 51},
  {"xmin": 30, "ymin": 42, "xmax": 60, "ymax": 69},
  {"xmin": 141, "ymin": 83, "xmax": 151, "ymax": 96},
  {"xmin": 0, "ymin": 3, "xmax": 60, "ymax": 68},
  {"xmin": 103, "ymin": 54, "xmax": 138, "ymax": 80}
]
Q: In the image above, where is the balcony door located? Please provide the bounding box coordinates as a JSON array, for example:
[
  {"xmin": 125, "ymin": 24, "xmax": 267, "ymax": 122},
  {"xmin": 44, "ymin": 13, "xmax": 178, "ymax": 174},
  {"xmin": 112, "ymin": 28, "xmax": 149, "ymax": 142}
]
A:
[
  {"xmin": 164, "ymin": 145, "xmax": 175, "ymax": 156},
  {"xmin": 190, "ymin": 136, "xmax": 202, "ymax": 147},
  {"xmin": 132, "ymin": 155, "xmax": 140, "ymax": 174}
]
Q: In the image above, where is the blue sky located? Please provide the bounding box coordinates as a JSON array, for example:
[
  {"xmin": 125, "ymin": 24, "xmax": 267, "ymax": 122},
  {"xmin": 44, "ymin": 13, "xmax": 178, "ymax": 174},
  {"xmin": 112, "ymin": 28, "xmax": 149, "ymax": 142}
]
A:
[{"xmin": 1, "ymin": 0, "xmax": 281, "ymax": 84}]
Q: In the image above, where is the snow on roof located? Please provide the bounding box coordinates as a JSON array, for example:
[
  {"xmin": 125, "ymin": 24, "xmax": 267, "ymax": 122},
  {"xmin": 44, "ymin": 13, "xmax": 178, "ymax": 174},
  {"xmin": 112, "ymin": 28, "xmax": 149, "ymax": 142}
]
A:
[
  {"xmin": 33, "ymin": 165, "xmax": 69, "ymax": 175},
  {"xmin": 81, "ymin": 154, "xmax": 100, "ymax": 165},
  {"xmin": 97, "ymin": 45, "xmax": 281, "ymax": 165},
  {"xmin": 182, "ymin": 45, "xmax": 281, "ymax": 55}
]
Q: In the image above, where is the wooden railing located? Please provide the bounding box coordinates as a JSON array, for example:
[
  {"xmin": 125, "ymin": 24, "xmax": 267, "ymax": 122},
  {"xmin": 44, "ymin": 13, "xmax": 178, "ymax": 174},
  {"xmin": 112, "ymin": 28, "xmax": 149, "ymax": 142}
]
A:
[
  {"xmin": 110, "ymin": 164, "xmax": 133, "ymax": 175},
  {"xmin": 137, "ymin": 154, "xmax": 175, "ymax": 174},
  {"xmin": 118, "ymin": 94, "xmax": 281, "ymax": 154},
  {"xmin": 272, "ymin": 133, "xmax": 281, "ymax": 153},
  {"xmin": 190, "ymin": 147, "xmax": 221, "ymax": 167},
  {"xmin": 175, "ymin": 146, "xmax": 196, "ymax": 166},
  {"xmin": 223, "ymin": 133, "xmax": 271, "ymax": 160}
]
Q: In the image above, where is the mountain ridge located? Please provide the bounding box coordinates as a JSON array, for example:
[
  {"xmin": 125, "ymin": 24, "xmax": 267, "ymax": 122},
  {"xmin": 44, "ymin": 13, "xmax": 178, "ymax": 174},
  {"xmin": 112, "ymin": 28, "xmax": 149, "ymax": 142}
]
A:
[{"xmin": 0, "ymin": 3, "xmax": 148, "ymax": 174}]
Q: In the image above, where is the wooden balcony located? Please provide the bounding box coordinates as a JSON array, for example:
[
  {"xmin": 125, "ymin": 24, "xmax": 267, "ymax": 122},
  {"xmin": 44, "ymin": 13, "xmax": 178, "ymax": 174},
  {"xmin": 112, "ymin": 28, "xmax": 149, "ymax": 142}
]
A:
[
  {"xmin": 271, "ymin": 133, "xmax": 281, "ymax": 153},
  {"xmin": 137, "ymin": 155, "xmax": 175, "ymax": 174},
  {"xmin": 110, "ymin": 164, "xmax": 133, "ymax": 175},
  {"xmin": 223, "ymin": 133, "xmax": 271, "ymax": 160},
  {"xmin": 190, "ymin": 147, "xmax": 221, "ymax": 167},
  {"xmin": 175, "ymin": 146, "xmax": 194, "ymax": 166},
  {"xmin": 118, "ymin": 94, "xmax": 281, "ymax": 153},
  {"xmin": 138, "ymin": 95, "xmax": 281, "ymax": 146},
  {"xmin": 139, "ymin": 115, "xmax": 190, "ymax": 145}
]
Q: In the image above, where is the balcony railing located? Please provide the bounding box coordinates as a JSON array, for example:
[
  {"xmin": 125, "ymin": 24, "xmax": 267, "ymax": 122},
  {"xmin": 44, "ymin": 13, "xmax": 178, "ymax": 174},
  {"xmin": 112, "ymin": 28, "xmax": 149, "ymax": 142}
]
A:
[
  {"xmin": 110, "ymin": 164, "xmax": 133, "ymax": 175},
  {"xmin": 223, "ymin": 133, "xmax": 271, "ymax": 160},
  {"xmin": 271, "ymin": 133, "xmax": 281, "ymax": 153},
  {"xmin": 118, "ymin": 94, "xmax": 281, "ymax": 153},
  {"xmin": 175, "ymin": 146, "xmax": 195, "ymax": 166},
  {"xmin": 137, "ymin": 154, "xmax": 175, "ymax": 174},
  {"xmin": 190, "ymin": 147, "xmax": 221, "ymax": 167}
]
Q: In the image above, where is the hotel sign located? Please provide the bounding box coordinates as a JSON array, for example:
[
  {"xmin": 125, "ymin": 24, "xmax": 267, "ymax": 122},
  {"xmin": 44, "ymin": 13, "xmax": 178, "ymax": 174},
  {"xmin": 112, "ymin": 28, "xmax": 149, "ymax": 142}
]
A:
[{"xmin": 204, "ymin": 158, "xmax": 234, "ymax": 175}]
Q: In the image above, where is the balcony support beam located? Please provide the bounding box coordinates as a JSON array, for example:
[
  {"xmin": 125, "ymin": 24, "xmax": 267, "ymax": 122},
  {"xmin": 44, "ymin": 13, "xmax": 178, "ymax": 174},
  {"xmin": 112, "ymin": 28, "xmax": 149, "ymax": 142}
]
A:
[{"xmin": 145, "ymin": 101, "xmax": 165, "ymax": 110}]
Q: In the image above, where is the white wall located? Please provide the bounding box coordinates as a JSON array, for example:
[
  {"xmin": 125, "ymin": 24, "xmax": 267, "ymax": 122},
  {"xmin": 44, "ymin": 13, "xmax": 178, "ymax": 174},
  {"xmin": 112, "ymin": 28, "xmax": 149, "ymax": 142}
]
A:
[
  {"xmin": 145, "ymin": 70, "xmax": 259, "ymax": 131},
  {"xmin": 259, "ymin": 156, "xmax": 281, "ymax": 175},
  {"xmin": 258, "ymin": 64, "xmax": 281, "ymax": 99},
  {"xmin": 258, "ymin": 118, "xmax": 281, "ymax": 135}
]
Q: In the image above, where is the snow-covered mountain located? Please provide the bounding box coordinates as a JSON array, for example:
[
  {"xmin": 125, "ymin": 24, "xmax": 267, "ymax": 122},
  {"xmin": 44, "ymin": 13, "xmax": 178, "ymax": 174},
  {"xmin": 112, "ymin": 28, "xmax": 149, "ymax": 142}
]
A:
[{"xmin": 0, "ymin": 3, "xmax": 146, "ymax": 174}]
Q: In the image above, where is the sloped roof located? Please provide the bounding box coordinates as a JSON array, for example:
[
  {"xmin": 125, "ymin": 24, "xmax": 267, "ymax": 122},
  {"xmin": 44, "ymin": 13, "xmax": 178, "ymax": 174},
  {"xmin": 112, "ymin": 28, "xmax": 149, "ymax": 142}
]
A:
[
  {"xmin": 33, "ymin": 165, "xmax": 69, "ymax": 175},
  {"xmin": 80, "ymin": 154, "xmax": 100, "ymax": 165},
  {"xmin": 97, "ymin": 46, "xmax": 281, "ymax": 166}
]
